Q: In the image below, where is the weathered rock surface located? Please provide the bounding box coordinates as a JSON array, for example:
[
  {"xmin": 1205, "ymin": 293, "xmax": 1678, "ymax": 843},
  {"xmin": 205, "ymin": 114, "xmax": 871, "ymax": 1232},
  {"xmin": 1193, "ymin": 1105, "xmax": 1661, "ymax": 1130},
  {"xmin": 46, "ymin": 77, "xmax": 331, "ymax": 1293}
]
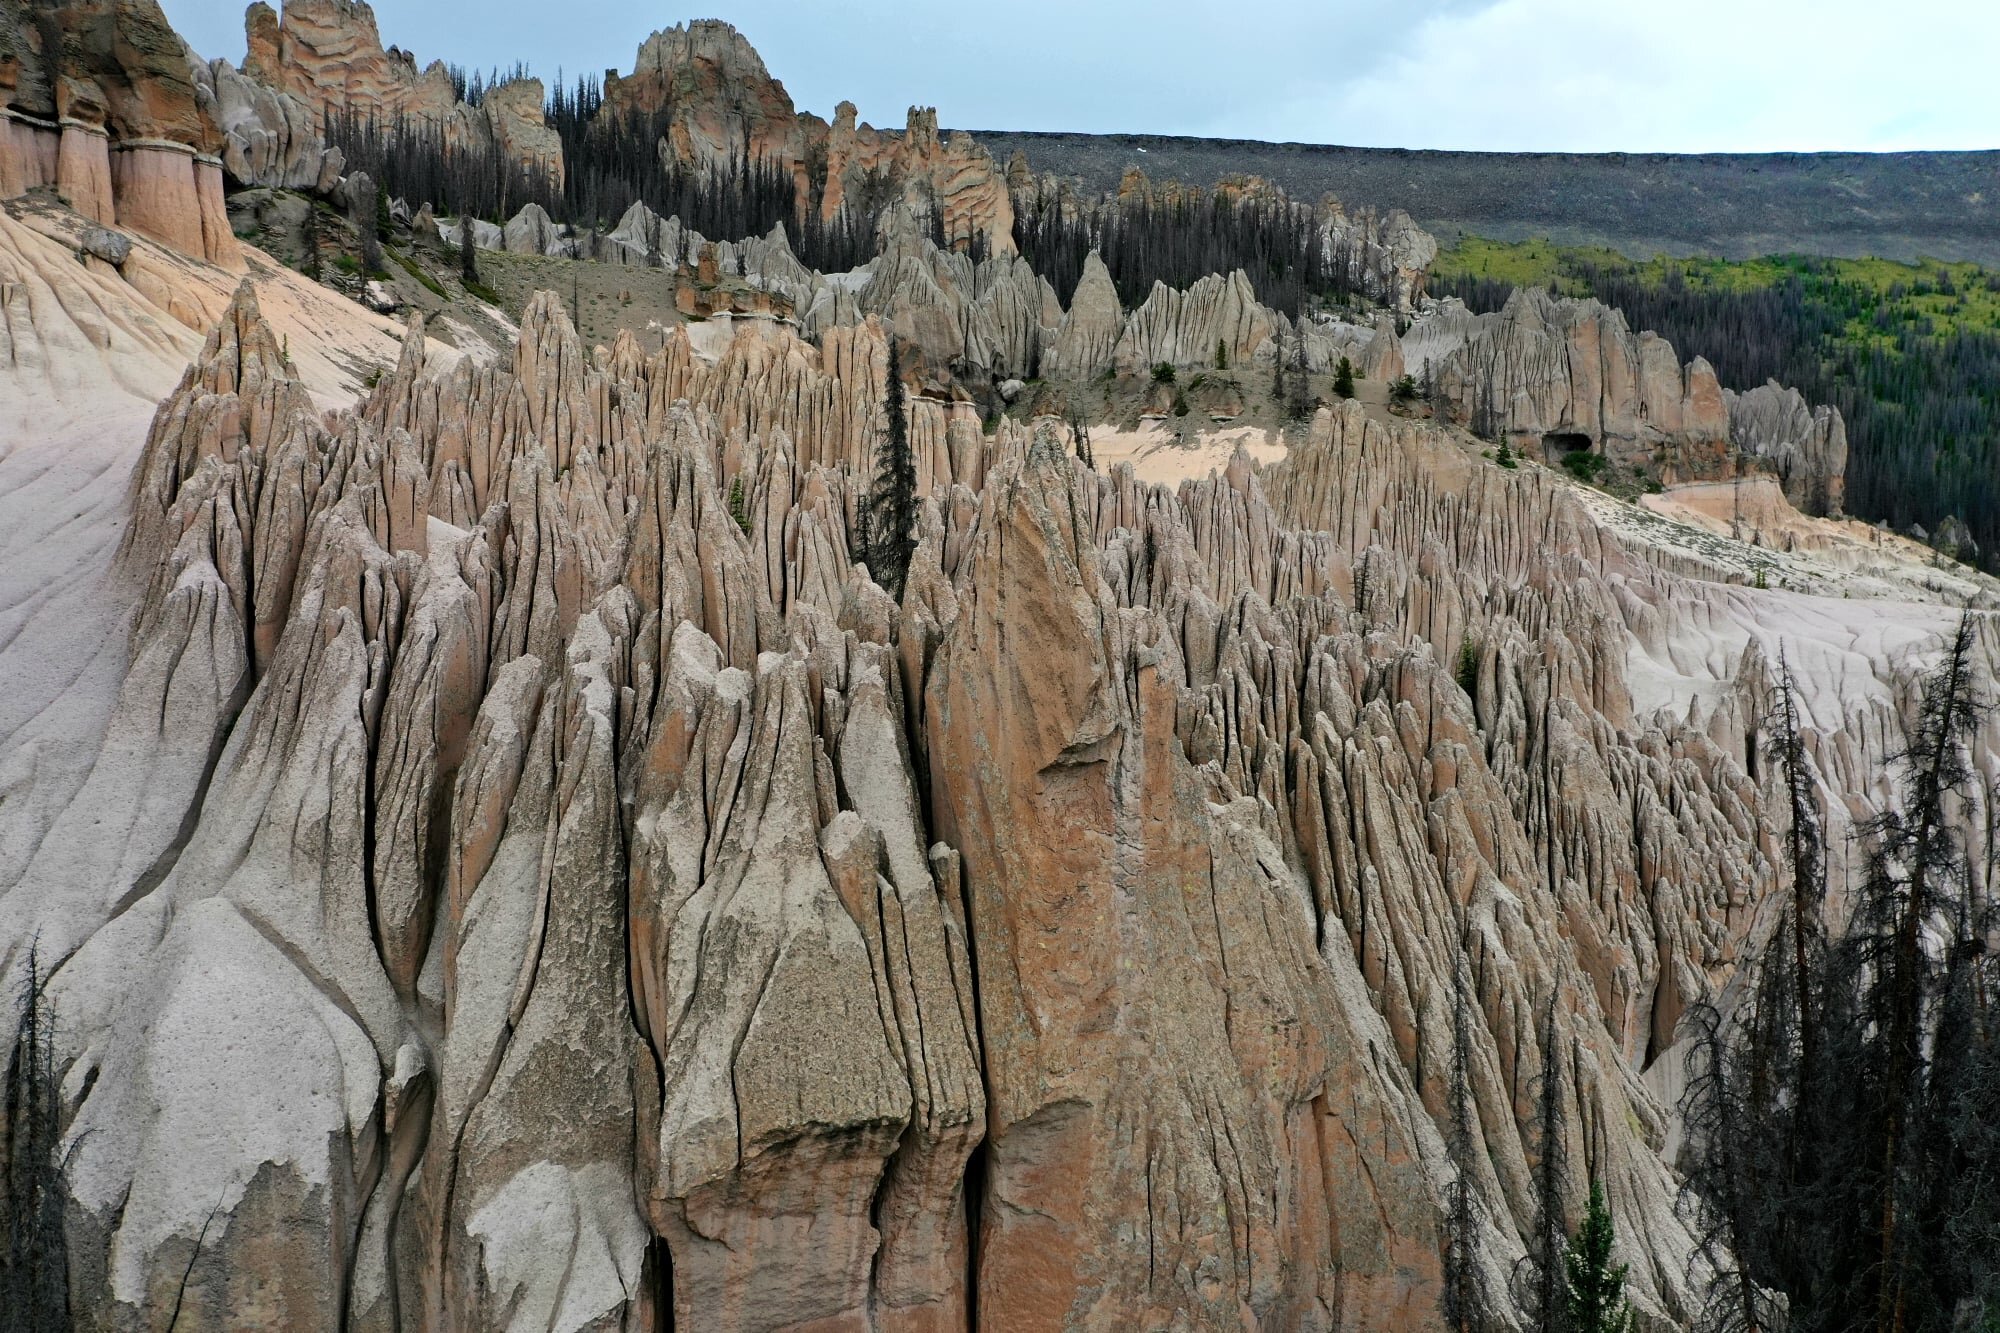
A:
[
  {"xmin": 190, "ymin": 50, "xmax": 344, "ymax": 193},
  {"xmin": 1724, "ymin": 379, "xmax": 1848, "ymax": 515},
  {"xmin": 600, "ymin": 21, "xmax": 1015, "ymax": 255},
  {"xmin": 0, "ymin": 0, "xmax": 239, "ymax": 265},
  {"xmin": 1405, "ymin": 288, "xmax": 1731, "ymax": 476},
  {"xmin": 9, "ymin": 239, "xmax": 1996, "ymax": 1333},
  {"xmin": 1114, "ymin": 267, "xmax": 1276, "ymax": 375}
]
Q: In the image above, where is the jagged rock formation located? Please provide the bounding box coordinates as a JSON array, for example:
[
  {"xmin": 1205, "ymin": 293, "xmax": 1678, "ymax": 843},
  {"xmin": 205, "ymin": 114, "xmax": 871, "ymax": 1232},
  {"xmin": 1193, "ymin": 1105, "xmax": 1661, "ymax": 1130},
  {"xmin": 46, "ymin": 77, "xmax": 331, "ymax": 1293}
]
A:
[
  {"xmin": 1043, "ymin": 250, "xmax": 1124, "ymax": 378},
  {"xmin": 1724, "ymin": 379, "xmax": 1848, "ymax": 515},
  {"xmin": 0, "ymin": 0, "xmax": 238, "ymax": 265},
  {"xmin": 190, "ymin": 49, "xmax": 344, "ymax": 193},
  {"xmin": 1114, "ymin": 267, "xmax": 1276, "ymax": 374},
  {"xmin": 1405, "ymin": 289, "xmax": 1731, "ymax": 477},
  {"xmin": 849, "ymin": 207, "xmax": 1057, "ymax": 374},
  {"xmin": 234, "ymin": 0, "xmax": 562, "ymax": 189},
  {"xmin": 11, "ymin": 253, "xmax": 1995, "ymax": 1330},
  {"xmin": 1321, "ymin": 196, "xmax": 1437, "ymax": 312},
  {"xmin": 600, "ymin": 21, "xmax": 1015, "ymax": 254},
  {"xmin": 243, "ymin": 0, "xmax": 453, "ymax": 122},
  {"xmin": 1404, "ymin": 290, "xmax": 1855, "ymax": 500},
  {"xmin": 605, "ymin": 19, "xmax": 802, "ymax": 169}
]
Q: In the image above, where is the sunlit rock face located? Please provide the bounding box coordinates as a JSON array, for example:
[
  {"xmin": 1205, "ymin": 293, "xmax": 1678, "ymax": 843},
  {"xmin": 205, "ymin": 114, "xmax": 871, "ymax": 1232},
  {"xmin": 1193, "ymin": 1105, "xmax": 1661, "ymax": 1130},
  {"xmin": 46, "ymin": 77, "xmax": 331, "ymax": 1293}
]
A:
[
  {"xmin": 2, "ymin": 6, "xmax": 1990, "ymax": 1330},
  {"xmin": 0, "ymin": 0, "xmax": 240, "ymax": 265},
  {"xmin": 9, "ymin": 248, "xmax": 1994, "ymax": 1332}
]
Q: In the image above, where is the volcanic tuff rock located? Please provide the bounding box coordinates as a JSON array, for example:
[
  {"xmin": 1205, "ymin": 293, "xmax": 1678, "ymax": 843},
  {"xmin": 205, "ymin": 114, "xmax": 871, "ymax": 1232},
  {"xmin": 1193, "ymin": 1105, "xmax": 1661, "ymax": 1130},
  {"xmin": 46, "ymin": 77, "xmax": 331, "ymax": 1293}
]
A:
[
  {"xmin": 1724, "ymin": 379, "xmax": 1849, "ymax": 515},
  {"xmin": 602, "ymin": 21, "xmax": 1015, "ymax": 254},
  {"xmin": 205, "ymin": 1, "xmax": 564, "ymax": 193},
  {"xmin": 242, "ymin": 0, "xmax": 454, "ymax": 124},
  {"xmin": 1114, "ymin": 267, "xmax": 1277, "ymax": 374},
  {"xmin": 1404, "ymin": 288, "xmax": 1731, "ymax": 477},
  {"xmin": 11, "ymin": 207, "xmax": 1998, "ymax": 1326},
  {"xmin": 190, "ymin": 49, "xmax": 344, "ymax": 193},
  {"xmin": 0, "ymin": 0, "xmax": 238, "ymax": 265}
]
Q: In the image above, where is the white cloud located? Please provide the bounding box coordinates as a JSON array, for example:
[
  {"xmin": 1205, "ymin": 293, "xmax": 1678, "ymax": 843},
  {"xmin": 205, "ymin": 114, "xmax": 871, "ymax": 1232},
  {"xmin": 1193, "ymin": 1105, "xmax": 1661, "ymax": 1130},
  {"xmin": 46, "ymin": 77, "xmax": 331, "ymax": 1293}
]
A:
[
  {"xmin": 1253, "ymin": 0, "xmax": 2000, "ymax": 150},
  {"xmin": 160, "ymin": 0, "xmax": 1999, "ymax": 152}
]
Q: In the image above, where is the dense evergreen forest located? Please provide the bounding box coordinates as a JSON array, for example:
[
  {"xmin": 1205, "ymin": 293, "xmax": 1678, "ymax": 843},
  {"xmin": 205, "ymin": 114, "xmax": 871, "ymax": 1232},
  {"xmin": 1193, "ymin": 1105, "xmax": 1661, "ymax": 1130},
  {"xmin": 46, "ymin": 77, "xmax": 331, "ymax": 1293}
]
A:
[
  {"xmin": 1430, "ymin": 241, "xmax": 2000, "ymax": 570},
  {"xmin": 324, "ymin": 72, "xmax": 877, "ymax": 274},
  {"xmin": 1011, "ymin": 183, "xmax": 1382, "ymax": 318}
]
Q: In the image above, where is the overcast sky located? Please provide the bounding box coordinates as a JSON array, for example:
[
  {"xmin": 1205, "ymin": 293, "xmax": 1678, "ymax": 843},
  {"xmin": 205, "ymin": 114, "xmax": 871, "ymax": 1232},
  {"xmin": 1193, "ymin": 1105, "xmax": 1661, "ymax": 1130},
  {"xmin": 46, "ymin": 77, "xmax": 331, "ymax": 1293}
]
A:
[{"xmin": 164, "ymin": 0, "xmax": 2000, "ymax": 153}]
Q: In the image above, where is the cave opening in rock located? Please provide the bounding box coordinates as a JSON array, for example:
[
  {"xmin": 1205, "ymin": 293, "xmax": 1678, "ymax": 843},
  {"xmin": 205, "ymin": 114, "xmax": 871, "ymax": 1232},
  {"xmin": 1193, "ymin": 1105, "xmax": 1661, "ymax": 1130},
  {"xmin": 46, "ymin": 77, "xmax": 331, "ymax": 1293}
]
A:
[{"xmin": 1541, "ymin": 431, "xmax": 1594, "ymax": 462}]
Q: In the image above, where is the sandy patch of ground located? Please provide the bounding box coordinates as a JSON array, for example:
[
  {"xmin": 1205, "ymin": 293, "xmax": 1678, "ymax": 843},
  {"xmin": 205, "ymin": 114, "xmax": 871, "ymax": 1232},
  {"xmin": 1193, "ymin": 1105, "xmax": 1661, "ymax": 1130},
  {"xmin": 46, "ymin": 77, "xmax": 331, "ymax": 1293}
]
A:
[
  {"xmin": 1572, "ymin": 472, "xmax": 1997, "ymax": 609},
  {"xmin": 1088, "ymin": 420, "xmax": 1288, "ymax": 487}
]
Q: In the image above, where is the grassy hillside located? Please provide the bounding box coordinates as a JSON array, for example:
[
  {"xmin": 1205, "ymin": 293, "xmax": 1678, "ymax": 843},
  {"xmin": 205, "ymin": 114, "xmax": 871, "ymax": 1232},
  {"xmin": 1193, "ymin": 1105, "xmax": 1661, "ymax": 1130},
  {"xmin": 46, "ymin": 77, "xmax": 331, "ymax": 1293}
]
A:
[{"xmin": 1428, "ymin": 238, "xmax": 2000, "ymax": 565}]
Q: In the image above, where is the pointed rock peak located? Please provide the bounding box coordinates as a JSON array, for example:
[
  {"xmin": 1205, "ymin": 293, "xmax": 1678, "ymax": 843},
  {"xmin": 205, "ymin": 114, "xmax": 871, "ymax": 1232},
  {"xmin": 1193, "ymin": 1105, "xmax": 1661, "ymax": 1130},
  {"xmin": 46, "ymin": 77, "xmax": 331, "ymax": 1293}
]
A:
[
  {"xmin": 904, "ymin": 106, "xmax": 940, "ymax": 150},
  {"xmin": 395, "ymin": 310, "xmax": 427, "ymax": 367},
  {"xmin": 191, "ymin": 279, "xmax": 295, "ymax": 396},
  {"xmin": 514, "ymin": 289, "xmax": 587, "ymax": 371},
  {"xmin": 632, "ymin": 18, "xmax": 774, "ymax": 82}
]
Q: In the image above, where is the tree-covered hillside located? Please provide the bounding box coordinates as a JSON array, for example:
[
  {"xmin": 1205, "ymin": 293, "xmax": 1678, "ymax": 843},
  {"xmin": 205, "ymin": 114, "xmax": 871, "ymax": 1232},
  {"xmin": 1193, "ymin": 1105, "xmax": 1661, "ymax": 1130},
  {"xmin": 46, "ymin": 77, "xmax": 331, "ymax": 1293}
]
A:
[{"xmin": 1431, "ymin": 239, "xmax": 2000, "ymax": 568}]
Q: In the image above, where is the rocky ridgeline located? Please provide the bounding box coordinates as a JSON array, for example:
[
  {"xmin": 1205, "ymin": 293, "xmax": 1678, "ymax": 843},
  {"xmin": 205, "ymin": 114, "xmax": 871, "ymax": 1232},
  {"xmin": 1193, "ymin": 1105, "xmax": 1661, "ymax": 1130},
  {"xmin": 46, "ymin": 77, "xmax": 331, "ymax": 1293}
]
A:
[
  {"xmin": 1404, "ymin": 289, "xmax": 1848, "ymax": 512},
  {"xmin": 20, "ymin": 274, "xmax": 1992, "ymax": 1330},
  {"xmin": 446, "ymin": 191, "xmax": 1845, "ymax": 511},
  {"xmin": 0, "ymin": 0, "xmax": 1845, "ymax": 505},
  {"xmin": 602, "ymin": 20, "xmax": 1014, "ymax": 255}
]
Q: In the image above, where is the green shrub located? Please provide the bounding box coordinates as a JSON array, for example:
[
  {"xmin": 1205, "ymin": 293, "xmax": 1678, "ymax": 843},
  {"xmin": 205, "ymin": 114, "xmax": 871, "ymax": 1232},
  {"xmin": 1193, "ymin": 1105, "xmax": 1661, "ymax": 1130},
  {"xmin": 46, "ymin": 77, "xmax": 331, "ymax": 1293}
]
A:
[
  {"xmin": 1151, "ymin": 361, "xmax": 1177, "ymax": 385},
  {"xmin": 1172, "ymin": 391, "xmax": 1190, "ymax": 417},
  {"xmin": 391, "ymin": 249, "xmax": 446, "ymax": 299},
  {"xmin": 1333, "ymin": 356, "xmax": 1356, "ymax": 400},
  {"xmin": 1561, "ymin": 449, "xmax": 1606, "ymax": 482},
  {"xmin": 1390, "ymin": 373, "xmax": 1419, "ymax": 403},
  {"xmin": 1496, "ymin": 439, "xmax": 1518, "ymax": 469}
]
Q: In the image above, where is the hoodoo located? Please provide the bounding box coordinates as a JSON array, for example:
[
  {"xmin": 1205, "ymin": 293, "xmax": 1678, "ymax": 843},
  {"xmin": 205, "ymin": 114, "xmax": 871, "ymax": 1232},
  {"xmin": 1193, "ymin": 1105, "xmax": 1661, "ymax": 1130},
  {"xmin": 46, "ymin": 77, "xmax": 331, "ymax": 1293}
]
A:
[{"xmin": 1, "ymin": 2, "xmax": 1996, "ymax": 1330}]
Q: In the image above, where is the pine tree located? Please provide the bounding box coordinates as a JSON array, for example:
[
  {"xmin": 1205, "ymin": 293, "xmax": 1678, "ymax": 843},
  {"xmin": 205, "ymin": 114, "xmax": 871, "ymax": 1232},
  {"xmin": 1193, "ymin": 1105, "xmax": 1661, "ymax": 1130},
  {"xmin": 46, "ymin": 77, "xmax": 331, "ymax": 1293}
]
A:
[
  {"xmin": 355, "ymin": 175, "xmax": 384, "ymax": 277},
  {"xmin": 1513, "ymin": 999, "xmax": 1570, "ymax": 1333},
  {"xmin": 1771, "ymin": 650, "xmax": 1826, "ymax": 1075},
  {"xmin": 302, "ymin": 195, "xmax": 322, "ymax": 281},
  {"xmin": 1070, "ymin": 413, "xmax": 1094, "ymax": 471},
  {"xmin": 1334, "ymin": 354, "xmax": 1357, "ymax": 400},
  {"xmin": 1676, "ymin": 614, "xmax": 1996, "ymax": 1333},
  {"xmin": 1847, "ymin": 611, "xmax": 1985, "ymax": 1331},
  {"xmin": 1441, "ymin": 950, "xmax": 1488, "ymax": 1333},
  {"xmin": 864, "ymin": 339, "xmax": 918, "ymax": 599},
  {"xmin": 2, "ymin": 946, "xmax": 69, "ymax": 1331},
  {"xmin": 1288, "ymin": 332, "xmax": 1313, "ymax": 421},
  {"xmin": 459, "ymin": 211, "xmax": 479, "ymax": 286},
  {"xmin": 1564, "ymin": 1182, "xmax": 1632, "ymax": 1333}
]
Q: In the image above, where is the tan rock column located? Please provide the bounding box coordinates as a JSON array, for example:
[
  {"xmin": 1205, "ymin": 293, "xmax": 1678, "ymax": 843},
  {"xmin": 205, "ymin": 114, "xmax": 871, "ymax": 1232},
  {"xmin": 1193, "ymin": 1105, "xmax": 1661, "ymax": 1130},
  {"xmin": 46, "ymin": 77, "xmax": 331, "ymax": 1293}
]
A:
[
  {"xmin": 111, "ymin": 139, "xmax": 206, "ymax": 256},
  {"xmin": 0, "ymin": 111, "xmax": 61, "ymax": 199},
  {"xmin": 195, "ymin": 154, "xmax": 244, "ymax": 269},
  {"xmin": 56, "ymin": 121, "xmax": 116, "ymax": 224}
]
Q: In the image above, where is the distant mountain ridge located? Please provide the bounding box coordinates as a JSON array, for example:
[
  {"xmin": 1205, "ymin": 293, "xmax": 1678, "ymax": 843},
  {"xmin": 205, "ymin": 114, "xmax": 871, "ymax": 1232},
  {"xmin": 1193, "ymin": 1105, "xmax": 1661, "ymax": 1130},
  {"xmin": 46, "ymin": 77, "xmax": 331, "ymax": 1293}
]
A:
[{"xmin": 967, "ymin": 131, "xmax": 2000, "ymax": 265}]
